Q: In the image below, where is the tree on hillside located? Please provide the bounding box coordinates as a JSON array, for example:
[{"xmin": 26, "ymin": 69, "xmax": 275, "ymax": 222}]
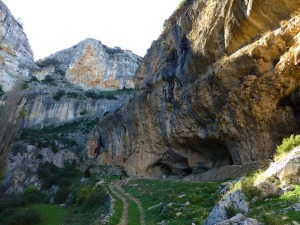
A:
[{"xmin": 0, "ymin": 82, "xmax": 25, "ymax": 176}]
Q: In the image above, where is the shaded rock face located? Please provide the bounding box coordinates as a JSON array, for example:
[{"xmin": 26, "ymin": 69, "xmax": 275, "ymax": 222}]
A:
[
  {"xmin": 36, "ymin": 38, "xmax": 142, "ymax": 90},
  {"xmin": 3, "ymin": 145, "xmax": 79, "ymax": 194},
  {"xmin": 0, "ymin": 1, "xmax": 37, "ymax": 90},
  {"xmin": 90, "ymin": 0, "xmax": 300, "ymax": 176}
]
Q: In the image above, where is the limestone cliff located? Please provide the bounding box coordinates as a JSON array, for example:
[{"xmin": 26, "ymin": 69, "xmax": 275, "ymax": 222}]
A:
[
  {"xmin": 21, "ymin": 37, "xmax": 141, "ymax": 127},
  {"xmin": 0, "ymin": 0, "xmax": 37, "ymax": 91},
  {"xmin": 90, "ymin": 0, "xmax": 300, "ymax": 177},
  {"xmin": 35, "ymin": 38, "xmax": 142, "ymax": 90},
  {"xmin": 18, "ymin": 38, "xmax": 142, "ymax": 127}
]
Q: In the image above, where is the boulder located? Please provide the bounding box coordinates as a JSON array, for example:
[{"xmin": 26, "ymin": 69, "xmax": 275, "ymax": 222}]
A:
[
  {"xmin": 203, "ymin": 189, "xmax": 249, "ymax": 225},
  {"xmin": 53, "ymin": 150, "xmax": 78, "ymax": 168}
]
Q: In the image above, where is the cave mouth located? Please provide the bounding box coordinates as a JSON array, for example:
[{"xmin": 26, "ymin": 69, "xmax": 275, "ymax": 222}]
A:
[
  {"xmin": 147, "ymin": 151, "xmax": 193, "ymax": 178},
  {"xmin": 146, "ymin": 141, "xmax": 233, "ymax": 178},
  {"xmin": 277, "ymin": 87, "xmax": 300, "ymax": 125}
]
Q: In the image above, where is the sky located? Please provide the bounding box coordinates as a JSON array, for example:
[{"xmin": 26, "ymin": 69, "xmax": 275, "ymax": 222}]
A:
[{"xmin": 4, "ymin": 0, "xmax": 182, "ymax": 60}]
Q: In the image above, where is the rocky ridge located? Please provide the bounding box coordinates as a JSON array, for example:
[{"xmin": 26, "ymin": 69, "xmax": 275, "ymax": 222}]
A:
[{"xmin": 90, "ymin": 0, "xmax": 300, "ymax": 178}]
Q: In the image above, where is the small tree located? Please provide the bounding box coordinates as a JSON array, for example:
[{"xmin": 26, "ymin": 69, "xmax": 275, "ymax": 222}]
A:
[{"xmin": 0, "ymin": 81, "xmax": 25, "ymax": 175}]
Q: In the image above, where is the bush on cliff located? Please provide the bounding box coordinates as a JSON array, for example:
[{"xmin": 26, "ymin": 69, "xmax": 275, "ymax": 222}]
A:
[{"xmin": 275, "ymin": 134, "xmax": 300, "ymax": 161}]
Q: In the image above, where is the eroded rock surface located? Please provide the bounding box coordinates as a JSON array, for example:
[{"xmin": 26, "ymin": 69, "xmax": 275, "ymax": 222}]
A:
[
  {"xmin": 90, "ymin": 0, "xmax": 300, "ymax": 177},
  {"xmin": 0, "ymin": 1, "xmax": 37, "ymax": 90},
  {"xmin": 36, "ymin": 38, "xmax": 142, "ymax": 90}
]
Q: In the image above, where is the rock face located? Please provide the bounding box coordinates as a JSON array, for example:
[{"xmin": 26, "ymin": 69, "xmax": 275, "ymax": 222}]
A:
[
  {"xmin": 255, "ymin": 146, "xmax": 300, "ymax": 190},
  {"xmin": 21, "ymin": 38, "xmax": 141, "ymax": 127},
  {"xmin": 3, "ymin": 145, "xmax": 79, "ymax": 194},
  {"xmin": 0, "ymin": 0, "xmax": 37, "ymax": 91},
  {"xmin": 90, "ymin": 0, "xmax": 300, "ymax": 176},
  {"xmin": 36, "ymin": 38, "xmax": 142, "ymax": 90},
  {"xmin": 23, "ymin": 89, "xmax": 133, "ymax": 127}
]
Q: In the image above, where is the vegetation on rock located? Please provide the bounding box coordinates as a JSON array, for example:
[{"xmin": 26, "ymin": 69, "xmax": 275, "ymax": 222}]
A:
[{"xmin": 275, "ymin": 134, "xmax": 300, "ymax": 161}]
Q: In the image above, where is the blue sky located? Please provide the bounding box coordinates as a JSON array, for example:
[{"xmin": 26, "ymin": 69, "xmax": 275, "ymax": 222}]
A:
[{"xmin": 4, "ymin": 0, "xmax": 181, "ymax": 59}]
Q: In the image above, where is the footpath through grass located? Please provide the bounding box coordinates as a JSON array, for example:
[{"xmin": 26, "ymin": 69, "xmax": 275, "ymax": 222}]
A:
[{"xmin": 122, "ymin": 178, "xmax": 221, "ymax": 225}]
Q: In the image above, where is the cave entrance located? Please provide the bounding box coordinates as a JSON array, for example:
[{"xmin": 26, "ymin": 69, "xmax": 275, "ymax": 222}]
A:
[{"xmin": 147, "ymin": 151, "xmax": 193, "ymax": 178}]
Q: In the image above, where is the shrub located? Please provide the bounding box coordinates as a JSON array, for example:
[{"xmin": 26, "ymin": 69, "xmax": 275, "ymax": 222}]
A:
[
  {"xmin": 76, "ymin": 186, "xmax": 94, "ymax": 204},
  {"xmin": 38, "ymin": 162, "xmax": 79, "ymax": 190},
  {"xmin": 53, "ymin": 90, "xmax": 65, "ymax": 101},
  {"xmin": 225, "ymin": 205, "xmax": 237, "ymax": 219},
  {"xmin": 84, "ymin": 188, "xmax": 108, "ymax": 209},
  {"xmin": 103, "ymin": 111, "xmax": 110, "ymax": 116},
  {"xmin": 261, "ymin": 213, "xmax": 281, "ymax": 225},
  {"xmin": 177, "ymin": 0, "xmax": 187, "ymax": 9},
  {"xmin": 83, "ymin": 167, "xmax": 91, "ymax": 178},
  {"xmin": 23, "ymin": 187, "xmax": 48, "ymax": 204},
  {"xmin": 275, "ymin": 134, "xmax": 300, "ymax": 161},
  {"xmin": 8, "ymin": 208, "xmax": 42, "ymax": 225},
  {"xmin": 58, "ymin": 178, "xmax": 72, "ymax": 187},
  {"xmin": 54, "ymin": 187, "xmax": 70, "ymax": 204},
  {"xmin": 30, "ymin": 76, "xmax": 38, "ymax": 82},
  {"xmin": 0, "ymin": 195, "xmax": 26, "ymax": 212},
  {"xmin": 21, "ymin": 82, "xmax": 29, "ymax": 90},
  {"xmin": 189, "ymin": 192, "xmax": 202, "ymax": 204},
  {"xmin": 80, "ymin": 108, "xmax": 88, "ymax": 116},
  {"xmin": 240, "ymin": 174, "xmax": 262, "ymax": 201},
  {"xmin": 0, "ymin": 84, "xmax": 4, "ymax": 96},
  {"xmin": 41, "ymin": 75, "xmax": 55, "ymax": 85}
]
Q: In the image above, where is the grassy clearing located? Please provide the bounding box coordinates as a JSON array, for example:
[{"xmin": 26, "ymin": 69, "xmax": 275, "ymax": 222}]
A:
[
  {"xmin": 31, "ymin": 204, "xmax": 66, "ymax": 225},
  {"xmin": 122, "ymin": 179, "xmax": 221, "ymax": 225}
]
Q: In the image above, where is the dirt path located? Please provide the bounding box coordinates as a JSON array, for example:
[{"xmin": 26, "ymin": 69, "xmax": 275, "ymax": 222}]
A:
[
  {"xmin": 109, "ymin": 181, "xmax": 128, "ymax": 225},
  {"xmin": 108, "ymin": 179, "xmax": 145, "ymax": 225}
]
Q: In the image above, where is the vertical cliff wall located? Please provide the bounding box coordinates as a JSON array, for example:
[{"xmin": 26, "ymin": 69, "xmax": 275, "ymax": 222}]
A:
[
  {"xmin": 90, "ymin": 0, "xmax": 300, "ymax": 177},
  {"xmin": 0, "ymin": 0, "xmax": 37, "ymax": 91}
]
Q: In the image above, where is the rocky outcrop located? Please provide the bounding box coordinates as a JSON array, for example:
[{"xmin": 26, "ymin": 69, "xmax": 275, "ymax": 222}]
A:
[
  {"xmin": 0, "ymin": 0, "xmax": 37, "ymax": 91},
  {"xmin": 90, "ymin": 0, "xmax": 300, "ymax": 177},
  {"xmin": 254, "ymin": 146, "xmax": 300, "ymax": 199},
  {"xmin": 35, "ymin": 38, "xmax": 142, "ymax": 90},
  {"xmin": 203, "ymin": 189, "xmax": 249, "ymax": 225},
  {"xmin": 3, "ymin": 145, "xmax": 80, "ymax": 194}
]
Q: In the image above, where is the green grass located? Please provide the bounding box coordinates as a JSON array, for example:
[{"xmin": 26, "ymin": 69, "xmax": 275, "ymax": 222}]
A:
[
  {"xmin": 125, "ymin": 197, "xmax": 140, "ymax": 225},
  {"xmin": 247, "ymin": 185, "xmax": 300, "ymax": 224},
  {"xmin": 107, "ymin": 190, "xmax": 123, "ymax": 225},
  {"xmin": 121, "ymin": 179, "xmax": 221, "ymax": 225},
  {"xmin": 275, "ymin": 134, "xmax": 300, "ymax": 161},
  {"xmin": 31, "ymin": 204, "xmax": 67, "ymax": 225}
]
